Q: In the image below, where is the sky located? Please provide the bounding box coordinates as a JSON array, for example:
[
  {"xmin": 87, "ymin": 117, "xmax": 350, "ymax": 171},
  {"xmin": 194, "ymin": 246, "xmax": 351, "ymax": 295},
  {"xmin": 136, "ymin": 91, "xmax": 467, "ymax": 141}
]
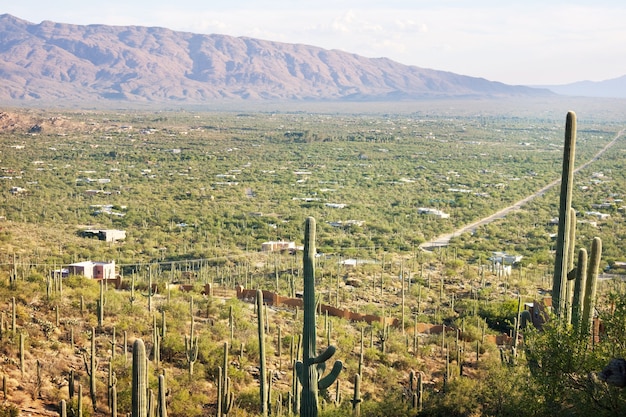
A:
[{"xmin": 5, "ymin": 0, "xmax": 626, "ymax": 86}]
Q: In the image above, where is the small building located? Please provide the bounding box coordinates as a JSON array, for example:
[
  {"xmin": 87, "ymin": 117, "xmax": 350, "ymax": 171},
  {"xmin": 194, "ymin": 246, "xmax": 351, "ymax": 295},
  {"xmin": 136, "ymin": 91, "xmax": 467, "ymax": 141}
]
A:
[
  {"xmin": 610, "ymin": 261, "xmax": 626, "ymax": 271},
  {"xmin": 585, "ymin": 211, "xmax": 610, "ymax": 220},
  {"xmin": 9, "ymin": 186, "xmax": 27, "ymax": 195},
  {"xmin": 261, "ymin": 241, "xmax": 296, "ymax": 252},
  {"xmin": 325, "ymin": 203, "xmax": 347, "ymax": 209},
  {"xmin": 68, "ymin": 261, "xmax": 116, "ymax": 279},
  {"xmin": 418, "ymin": 207, "xmax": 450, "ymax": 219},
  {"xmin": 339, "ymin": 258, "xmax": 378, "ymax": 267},
  {"xmin": 525, "ymin": 298, "xmax": 551, "ymax": 330},
  {"xmin": 490, "ymin": 251, "xmax": 523, "ymax": 265},
  {"xmin": 328, "ymin": 220, "xmax": 365, "ymax": 228},
  {"xmin": 80, "ymin": 229, "xmax": 126, "ymax": 242},
  {"xmin": 50, "ymin": 268, "xmax": 69, "ymax": 278}
]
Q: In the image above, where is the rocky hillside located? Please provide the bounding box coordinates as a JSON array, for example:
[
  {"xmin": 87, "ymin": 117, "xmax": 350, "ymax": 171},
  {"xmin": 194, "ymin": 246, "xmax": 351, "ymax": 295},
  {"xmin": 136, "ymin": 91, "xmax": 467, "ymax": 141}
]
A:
[{"xmin": 0, "ymin": 14, "xmax": 553, "ymax": 104}]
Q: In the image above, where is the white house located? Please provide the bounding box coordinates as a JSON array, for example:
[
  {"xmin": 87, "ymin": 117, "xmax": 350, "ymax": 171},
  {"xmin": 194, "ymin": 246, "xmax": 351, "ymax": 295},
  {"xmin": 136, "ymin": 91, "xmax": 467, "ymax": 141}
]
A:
[
  {"xmin": 418, "ymin": 207, "xmax": 450, "ymax": 219},
  {"xmin": 325, "ymin": 203, "xmax": 347, "ymax": 209},
  {"xmin": 585, "ymin": 211, "xmax": 610, "ymax": 220},
  {"xmin": 261, "ymin": 241, "xmax": 296, "ymax": 252},
  {"xmin": 67, "ymin": 261, "xmax": 116, "ymax": 279},
  {"xmin": 489, "ymin": 252, "xmax": 523, "ymax": 265},
  {"xmin": 81, "ymin": 229, "xmax": 126, "ymax": 242},
  {"xmin": 9, "ymin": 186, "xmax": 27, "ymax": 195}
]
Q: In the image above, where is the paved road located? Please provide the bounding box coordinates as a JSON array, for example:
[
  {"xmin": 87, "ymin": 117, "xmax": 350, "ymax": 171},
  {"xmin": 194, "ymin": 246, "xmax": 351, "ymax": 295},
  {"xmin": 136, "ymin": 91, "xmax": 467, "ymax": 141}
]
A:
[{"xmin": 419, "ymin": 127, "xmax": 625, "ymax": 251}]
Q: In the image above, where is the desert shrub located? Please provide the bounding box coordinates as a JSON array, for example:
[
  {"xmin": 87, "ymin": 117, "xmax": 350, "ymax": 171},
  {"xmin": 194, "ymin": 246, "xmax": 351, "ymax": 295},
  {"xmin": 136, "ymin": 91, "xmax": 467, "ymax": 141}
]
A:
[
  {"xmin": 160, "ymin": 333, "xmax": 186, "ymax": 367},
  {"xmin": 478, "ymin": 299, "xmax": 518, "ymax": 334},
  {"xmin": 231, "ymin": 385, "xmax": 260, "ymax": 415},
  {"xmin": 356, "ymin": 394, "xmax": 416, "ymax": 417},
  {"xmin": 391, "ymin": 353, "xmax": 421, "ymax": 372},
  {"xmin": 159, "ymin": 378, "xmax": 209, "ymax": 417},
  {"xmin": 0, "ymin": 404, "xmax": 18, "ymax": 417},
  {"xmin": 421, "ymin": 376, "xmax": 481, "ymax": 417}
]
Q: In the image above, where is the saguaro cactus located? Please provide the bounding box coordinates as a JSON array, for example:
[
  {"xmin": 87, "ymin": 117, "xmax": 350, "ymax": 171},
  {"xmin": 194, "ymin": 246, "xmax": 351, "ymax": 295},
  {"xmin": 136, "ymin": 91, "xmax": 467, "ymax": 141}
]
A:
[
  {"xmin": 68, "ymin": 369, "xmax": 75, "ymax": 399},
  {"xmin": 351, "ymin": 374, "xmax": 362, "ymax": 417},
  {"xmin": 571, "ymin": 248, "xmax": 588, "ymax": 331},
  {"xmin": 108, "ymin": 364, "xmax": 118, "ymax": 417},
  {"xmin": 416, "ymin": 371, "xmax": 424, "ymax": 411},
  {"xmin": 110, "ymin": 384, "xmax": 117, "ymax": 417},
  {"xmin": 217, "ymin": 367, "xmax": 234, "ymax": 416},
  {"xmin": 152, "ymin": 315, "xmax": 160, "ymax": 367},
  {"xmin": 217, "ymin": 342, "xmax": 235, "ymax": 416},
  {"xmin": 185, "ymin": 298, "xmax": 199, "ymax": 378},
  {"xmin": 82, "ymin": 327, "xmax": 99, "ymax": 411},
  {"xmin": 98, "ymin": 280, "xmax": 105, "ymax": 329},
  {"xmin": 296, "ymin": 217, "xmax": 343, "ymax": 417},
  {"xmin": 19, "ymin": 332, "xmax": 25, "ymax": 377},
  {"xmin": 257, "ymin": 290, "xmax": 269, "ymax": 416},
  {"xmin": 107, "ymin": 359, "xmax": 117, "ymax": 412},
  {"xmin": 59, "ymin": 399, "xmax": 67, "ymax": 417},
  {"xmin": 513, "ymin": 294, "xmax": 522, "ymax": 351},
  {"xmin": 552, "ymin": 111, "xmax": 577, "ymax": 317},
  {"xmin": 9, "ymin": 297, "xmax": 16, "ymax": 334},
  {"xmin": 77, "ymin": 384, "xmax": 83, "ymax": 417},
  {"xmin": 581, "ymin": 237, "xmax": 602, "ymax": 335},
  {"xmin": 406, "ymin": 370, "xmax": 423, "ymax": 411},
  {"xmin": 132, "ymin": 339, "xmax": 148, "ymax": 417},
  {"xmin": 157, "ymin": 374, "xmax": 167, "ymax": 417}
]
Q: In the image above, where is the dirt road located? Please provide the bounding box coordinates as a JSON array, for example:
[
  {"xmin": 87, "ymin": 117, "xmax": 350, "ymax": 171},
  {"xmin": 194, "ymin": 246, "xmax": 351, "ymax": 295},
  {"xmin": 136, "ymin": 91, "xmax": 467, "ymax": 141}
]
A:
[{"xmin": 419, "ymin": 127, "xmax": 625, "ymax": 251}]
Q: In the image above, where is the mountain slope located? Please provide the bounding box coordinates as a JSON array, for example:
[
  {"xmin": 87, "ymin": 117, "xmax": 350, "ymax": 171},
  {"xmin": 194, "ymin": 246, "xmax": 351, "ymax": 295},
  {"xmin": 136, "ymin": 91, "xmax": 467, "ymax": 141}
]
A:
[{"xmin": 0, "ymin": 14, "xmax": 553, "ymax": 103}]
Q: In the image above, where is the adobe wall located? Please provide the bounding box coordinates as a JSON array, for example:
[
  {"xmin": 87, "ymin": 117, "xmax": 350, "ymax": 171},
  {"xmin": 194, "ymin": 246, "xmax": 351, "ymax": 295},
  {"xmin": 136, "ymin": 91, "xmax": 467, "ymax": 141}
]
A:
[
  {"xmin": 227, "ymin": 286, "xmax": 512, "ymax": 346},
  {"xmin": 235, "ymin": 286, "xmax": 395, "ymax": 325}
]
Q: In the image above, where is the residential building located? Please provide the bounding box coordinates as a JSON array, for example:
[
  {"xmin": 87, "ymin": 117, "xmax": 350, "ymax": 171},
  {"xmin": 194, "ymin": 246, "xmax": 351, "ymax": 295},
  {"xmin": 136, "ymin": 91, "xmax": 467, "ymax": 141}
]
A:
[{"xmin": 68, "ymin": 260, "xmax": 116, "ymax": 279}]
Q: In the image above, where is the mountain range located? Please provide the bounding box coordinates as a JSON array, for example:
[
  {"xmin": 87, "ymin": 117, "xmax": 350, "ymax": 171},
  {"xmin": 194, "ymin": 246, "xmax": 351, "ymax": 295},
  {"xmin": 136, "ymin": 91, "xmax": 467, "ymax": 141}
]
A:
[
  {"xmin": 0, "ymin": 14, "xmax": 621, "ymax": 104},
  {"xmin": 542, "ymin": 76, "xmax": 626, "ymax": 98}
]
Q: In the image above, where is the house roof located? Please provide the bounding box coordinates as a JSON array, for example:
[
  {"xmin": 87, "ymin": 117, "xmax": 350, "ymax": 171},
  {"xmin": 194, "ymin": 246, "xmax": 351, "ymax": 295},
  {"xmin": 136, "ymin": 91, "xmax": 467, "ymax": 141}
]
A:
[{"xmin": 68, "ymin": 260, "xmax": 115, "ymax": 267}]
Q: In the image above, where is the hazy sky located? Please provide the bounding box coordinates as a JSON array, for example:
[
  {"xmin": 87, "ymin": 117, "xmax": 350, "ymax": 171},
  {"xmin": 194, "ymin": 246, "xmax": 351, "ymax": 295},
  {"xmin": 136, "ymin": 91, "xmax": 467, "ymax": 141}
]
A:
[{"xmin": 5, "ymin": 0, "xmax": 626, "ymax": 85}]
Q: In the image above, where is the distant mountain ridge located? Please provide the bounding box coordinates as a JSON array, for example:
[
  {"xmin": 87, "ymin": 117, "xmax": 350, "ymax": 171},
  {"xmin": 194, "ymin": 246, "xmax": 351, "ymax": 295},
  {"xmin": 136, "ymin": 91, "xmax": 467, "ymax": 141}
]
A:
[
  {"xmin": 542, "ymin": 75, "xmax": 626, "ymax": 98},
  {"xmin": 0, "ymin": 14, "xmax": 553, "ymax": 103}
]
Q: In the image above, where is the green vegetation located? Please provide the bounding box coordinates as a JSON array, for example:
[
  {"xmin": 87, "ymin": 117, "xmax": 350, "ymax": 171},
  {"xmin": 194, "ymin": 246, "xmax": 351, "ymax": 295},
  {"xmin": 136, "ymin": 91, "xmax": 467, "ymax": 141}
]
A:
[
  {"xmin": 0, "ymin": 106, "xmax": 622, "ymax": 267},
  {"xmin": 0, "ymin": 104, "xmax": 624, "ymax": 416}
]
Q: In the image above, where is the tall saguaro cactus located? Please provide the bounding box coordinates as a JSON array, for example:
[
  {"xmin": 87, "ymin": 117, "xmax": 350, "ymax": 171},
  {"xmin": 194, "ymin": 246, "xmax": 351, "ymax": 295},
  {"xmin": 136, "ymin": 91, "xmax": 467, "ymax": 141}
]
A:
[
  {"xmin": 296, "ymin": 217, "xmax": 343, "ymax": 417},
  {"xmin": 552, "ymin": 111, "xmax": 577, "ymax": 317},
  {"xmin": 132, "ymin": 339, "xmax": 148, "ymax": 417},
  {"xmin": 257, "ymin": 290, "xmax": 269, "ymax": 416}
]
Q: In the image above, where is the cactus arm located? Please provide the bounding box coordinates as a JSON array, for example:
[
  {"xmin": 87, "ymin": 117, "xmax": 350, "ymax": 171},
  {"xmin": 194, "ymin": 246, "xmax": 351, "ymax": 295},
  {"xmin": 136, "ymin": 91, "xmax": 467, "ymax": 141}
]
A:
[
  {"xmin": 313, "ymin": 346, "xmax": 336, "ymax": 364},
  {"xmin": 295, "ymin": 361, "xmax": 304, "ymax": 385},
  {"xmin": 317, "ymin": 360, "xmax": 343, "ymax": 390},
  {"xmin": 223, "ymin": 377, "xmax": 235, "ymax": 414}
]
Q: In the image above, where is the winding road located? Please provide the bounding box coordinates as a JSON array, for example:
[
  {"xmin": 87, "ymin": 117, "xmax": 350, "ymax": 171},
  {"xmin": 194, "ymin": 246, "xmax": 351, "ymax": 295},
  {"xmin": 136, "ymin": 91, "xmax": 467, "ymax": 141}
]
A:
[{"xmin": 419, "ymin": 127, "xmax": 625, "ymax": 251}]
